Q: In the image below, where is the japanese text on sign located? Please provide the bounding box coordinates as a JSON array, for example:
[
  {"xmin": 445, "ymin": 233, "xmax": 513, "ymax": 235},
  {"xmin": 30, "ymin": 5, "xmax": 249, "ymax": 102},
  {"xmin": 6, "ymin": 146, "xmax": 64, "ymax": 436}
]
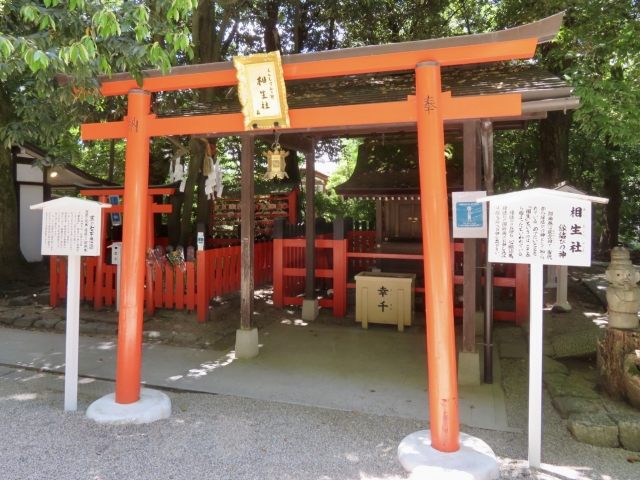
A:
[
  {"xmin": 247, "ymin": 63, "xmax": 282, "ymax": 118},
  {"xmin": 487, "ymin": 196, "xmax": 591, "ymax": 266},
  {"xmin": 377, "ymin": 285, "xmax": 391, "ymax": 313},
  {"xmin": 233, "ymin": 51, "xmax": 290, "ymax": 130},
  {"xmin": 41, "ymin": 209, "xmax": 101, "ymax": 256}
]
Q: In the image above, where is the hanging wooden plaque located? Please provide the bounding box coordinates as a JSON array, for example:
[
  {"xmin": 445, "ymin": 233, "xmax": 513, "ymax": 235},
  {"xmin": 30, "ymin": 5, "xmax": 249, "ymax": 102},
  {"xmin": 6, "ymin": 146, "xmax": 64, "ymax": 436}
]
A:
[{"xmin": 233, "ymin": 51, "xmax": 290, "ymax": 130}]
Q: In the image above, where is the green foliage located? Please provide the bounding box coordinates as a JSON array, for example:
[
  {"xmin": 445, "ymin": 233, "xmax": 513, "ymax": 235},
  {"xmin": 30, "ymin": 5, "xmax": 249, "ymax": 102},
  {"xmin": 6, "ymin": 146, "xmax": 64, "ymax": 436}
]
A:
[
  {"xmin": 74, "ymin": 139, "xmax": 126, "ymax": 184},
  {"xmin": 496, "ymin": 0, "xmax": 640, "ymax": 146},
  {"xmin": 312, "ymin": 139, "xmax": 375, "ymax": 222},
  {"xmin": 0, "ymin": 0, "xmax": 199, "ymax": 154},
  {"xmin": 493, "ymin": 126, "xmax": 539, "ymax": 193}
]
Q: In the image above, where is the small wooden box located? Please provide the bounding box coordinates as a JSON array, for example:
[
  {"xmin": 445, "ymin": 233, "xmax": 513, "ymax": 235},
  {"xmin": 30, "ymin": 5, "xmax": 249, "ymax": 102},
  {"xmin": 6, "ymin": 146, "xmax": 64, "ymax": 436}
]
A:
[{"xmin": 355, "ymin": 272, "xmax": 415, "ymax": 332}]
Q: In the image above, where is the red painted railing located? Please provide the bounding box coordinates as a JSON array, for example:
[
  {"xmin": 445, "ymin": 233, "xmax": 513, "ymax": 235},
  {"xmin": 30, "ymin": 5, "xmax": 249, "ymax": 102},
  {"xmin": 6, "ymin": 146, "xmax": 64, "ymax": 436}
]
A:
[
  {"xmin": 344, "ymin": 242, "xmax": 529, "ymax": 325},
  {"xmin": 272, "ymin": 238, "xmax": 529, "ymax": 325},
  {"xmin": 273, "ymin": 238, "xmax": 347, "ymax": 317},
  {"xmin": 50, "ymin": 241, "xmax": 274, "ymax": 323},
  {"xmin": 347, "ymin": 230, "xmax": 377, "ymax": 276}
]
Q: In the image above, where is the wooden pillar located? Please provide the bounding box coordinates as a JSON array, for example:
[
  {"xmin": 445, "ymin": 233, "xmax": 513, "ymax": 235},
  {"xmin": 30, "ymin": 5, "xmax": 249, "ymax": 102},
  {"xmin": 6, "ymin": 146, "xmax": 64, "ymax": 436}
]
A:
[
  {"xmin": 475, "ymin": 128, "xmax": 483, "ymax": 311},
  {"xmin": 305, "ymin": 147, "xmax": 316, "ymax": 300},
  {"xmin": 240, "ymin": 134, "xmax": 255, "ymax": 330},
  {"xmin": 115, "ymin": 89, "xmax": 151, "ymax": 405},
  {"xmin": 481, "ymin": 118, "xmax": 495, "ymax": 384},
  {"xmin": 416, "ymin": 61, "xmax": 459, "ymax": 453},
  {"xmin": 375, "ymin": 198, "xmax": 382, "ymax": 269},
  {"xmin": 462, "ymin": 121, "xmax": 480, "ymax": 353}
]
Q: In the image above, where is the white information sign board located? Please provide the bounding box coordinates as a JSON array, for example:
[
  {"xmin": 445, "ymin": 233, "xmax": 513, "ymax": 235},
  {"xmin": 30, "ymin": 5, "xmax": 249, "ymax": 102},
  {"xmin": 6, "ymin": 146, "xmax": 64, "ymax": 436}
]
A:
[
  {"xmin": 478, "ymin": 188, "xmax": 608, "ymax": 469},
  {"xmin": 38, "ymin": 198, "xmax": 104, "ymax": 256},
  {"xmin": 452, "ymin": 191, "xmax": 487, "ymax": 238},
  {"xmin": 487, "ymin": 195, "xmax": 591, "ymax": 266},
  {"xmin": 31, "ymin": 197, "xmax": 110, "ymax": 412}
]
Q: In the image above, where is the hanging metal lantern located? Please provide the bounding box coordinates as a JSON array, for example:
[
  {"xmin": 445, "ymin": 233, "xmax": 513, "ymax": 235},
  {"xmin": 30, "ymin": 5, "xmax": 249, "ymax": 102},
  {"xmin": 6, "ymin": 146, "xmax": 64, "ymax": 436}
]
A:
[{"xmin": 263, "ymin": 142, "xmax": 290, "ymax": 180}]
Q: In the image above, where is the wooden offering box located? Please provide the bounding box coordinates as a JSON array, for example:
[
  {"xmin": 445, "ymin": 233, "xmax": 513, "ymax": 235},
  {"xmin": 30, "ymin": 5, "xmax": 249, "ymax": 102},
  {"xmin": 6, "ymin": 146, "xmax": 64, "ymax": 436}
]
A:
[{"xmin": 355, "ymin": 272, "xmax": 415, "ymax": 332}]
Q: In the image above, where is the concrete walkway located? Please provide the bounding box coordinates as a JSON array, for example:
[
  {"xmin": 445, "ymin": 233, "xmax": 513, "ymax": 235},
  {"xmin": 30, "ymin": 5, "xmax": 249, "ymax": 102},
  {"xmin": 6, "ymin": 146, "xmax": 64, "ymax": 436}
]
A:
[
  {"xmin": 579, "ymin": 261, "xmax": 610, "ymax": 308},
  {"xmin": 0, "ymin": 320, "xmax": 515, "ymax": 432}
]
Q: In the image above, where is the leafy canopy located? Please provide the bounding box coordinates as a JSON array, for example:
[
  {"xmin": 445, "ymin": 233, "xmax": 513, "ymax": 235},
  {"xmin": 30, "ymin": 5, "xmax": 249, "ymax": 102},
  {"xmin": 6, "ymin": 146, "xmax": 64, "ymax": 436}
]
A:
[{"xmin": 0, "ymin": 0, "xmax": 198, "ymax": 155}]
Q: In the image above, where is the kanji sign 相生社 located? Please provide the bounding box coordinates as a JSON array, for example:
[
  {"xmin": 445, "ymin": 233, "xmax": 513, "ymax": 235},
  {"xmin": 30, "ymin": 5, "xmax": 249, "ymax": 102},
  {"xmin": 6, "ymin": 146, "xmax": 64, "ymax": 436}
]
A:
[{"xmin": 234, "ymin": 51, "xmax": 290, "ymax": 130}]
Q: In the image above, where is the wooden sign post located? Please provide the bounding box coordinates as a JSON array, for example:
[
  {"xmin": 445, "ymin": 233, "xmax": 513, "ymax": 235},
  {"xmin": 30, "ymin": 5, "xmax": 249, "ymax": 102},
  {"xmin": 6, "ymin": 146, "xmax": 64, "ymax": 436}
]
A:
[
  {"xmin": 478, "ymin": 188, "xmax": 608, "ymax": 468},
  {"xmin": 31, "ymin": 197, "xmax": 111, "ymax": 411}
]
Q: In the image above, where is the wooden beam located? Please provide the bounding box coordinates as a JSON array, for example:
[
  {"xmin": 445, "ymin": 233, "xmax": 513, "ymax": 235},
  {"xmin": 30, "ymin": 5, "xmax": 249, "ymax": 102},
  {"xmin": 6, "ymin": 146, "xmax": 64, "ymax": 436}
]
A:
[
  {"xmin": 96, "ymin": 37, "xmax": 533, "ymax": 95},
  {"xmin": 283, "ymin": 39, "xmax": 538, "ymax": 82},
  {"xmin": 81, "ymin": 120, "xmax": 128, "ymax": 141},
  {"xmin": 81, "ymin": 94, "xmax": 521, "ymax": 141},
  {"xmin": 240, "ymin": 134, "xmax": 255, "ymax": 330}
]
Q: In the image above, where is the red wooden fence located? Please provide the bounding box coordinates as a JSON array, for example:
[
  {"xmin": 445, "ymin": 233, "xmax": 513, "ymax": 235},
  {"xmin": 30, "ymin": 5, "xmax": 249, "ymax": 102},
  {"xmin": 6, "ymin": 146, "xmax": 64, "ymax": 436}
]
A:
[
  {"xmin": 273, "ymin": 237, "xmax": 529, "ymax": 324},
  {"xmin": 50, "ymin": 241, "xmax": 273, "ymax": 323},
  {"xmin": 273, "ymin": 238, "xmax": 347, "ymax": 316},
  {"xmin": 347, "ymin": 231, "xmax": 377, "ymax": 276}
]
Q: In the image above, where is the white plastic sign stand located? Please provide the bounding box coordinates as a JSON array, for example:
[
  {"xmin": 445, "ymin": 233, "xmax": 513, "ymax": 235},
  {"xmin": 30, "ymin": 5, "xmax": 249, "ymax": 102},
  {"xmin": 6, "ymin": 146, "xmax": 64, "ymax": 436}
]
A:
[
  {"xmin": 477, "ymin": 188, "xmax": 607, "ymax": 468},
  {"xmin": 31, "ymin": 197, "xmax": 111, "ymax": 412}
]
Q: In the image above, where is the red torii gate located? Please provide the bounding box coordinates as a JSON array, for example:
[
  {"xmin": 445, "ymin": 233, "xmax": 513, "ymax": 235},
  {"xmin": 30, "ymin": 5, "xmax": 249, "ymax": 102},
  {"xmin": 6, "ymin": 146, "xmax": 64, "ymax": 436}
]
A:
[
  {"xmin": 78, "ymin": 187, "xmax": 174, "ymax": 314},
  {"xmin": 78, "ymin": 13, "xmax": 563, "ymax": 453}
]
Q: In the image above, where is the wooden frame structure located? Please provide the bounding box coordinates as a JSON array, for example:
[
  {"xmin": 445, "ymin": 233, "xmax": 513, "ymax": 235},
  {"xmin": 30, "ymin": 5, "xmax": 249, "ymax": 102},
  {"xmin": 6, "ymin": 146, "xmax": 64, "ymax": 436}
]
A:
[{"xmin": 75, "ymin": 12, "xmax": 566, "ymax": 453}]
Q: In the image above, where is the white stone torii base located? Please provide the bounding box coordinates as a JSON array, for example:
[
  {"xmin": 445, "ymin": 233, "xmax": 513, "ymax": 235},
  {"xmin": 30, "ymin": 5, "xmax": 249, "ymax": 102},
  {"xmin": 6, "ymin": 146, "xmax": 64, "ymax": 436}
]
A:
[
  {"xmin": 86, "ymin": 389, "xmax": 171, "ymax": 425},
  {"xmin": 398, "ymin": 431, "xmax": 499, "ymax": 480}
]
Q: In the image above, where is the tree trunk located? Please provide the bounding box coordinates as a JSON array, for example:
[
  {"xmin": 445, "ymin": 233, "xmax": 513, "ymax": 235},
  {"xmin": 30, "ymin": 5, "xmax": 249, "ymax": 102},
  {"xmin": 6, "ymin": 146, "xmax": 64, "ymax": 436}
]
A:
[
  {"xmin": 600, "ymin": 151, "xmax": 622, "ymax": 250},
  {"xmin": 0, "ymin": 85, "xmax": 26, "ymax": 274},
  {"xmin": 168, "ymin": 190, "xmax": 183, "ymax": 248},
  {"xmin": 179, "ymin": 137, "xmax": 205, "ymax": 247},
  {"xmin": 536, "ymin": 110, "xmax": 573, "ymax": 188},
  {"xmin": 261, "ymin": 2, "xmax": 281, "ymax": 53},
  {"xmin": 597, "ymin": 328, "xmax": 640, "ymax": 400},
  {"xmin": 196, "ymin": 173, "xmax": 211, "ymax": 241}
]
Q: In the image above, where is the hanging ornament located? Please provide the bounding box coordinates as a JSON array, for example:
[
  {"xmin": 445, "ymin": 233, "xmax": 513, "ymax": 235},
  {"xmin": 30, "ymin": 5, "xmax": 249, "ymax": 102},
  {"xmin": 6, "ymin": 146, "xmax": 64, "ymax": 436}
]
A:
[
  {"xmin": 263, "ymin": 141, "xmax": 290, "ymax": 180},
  {"xmin": 170, "ymin": 159, "xmax": 187, "ymax": 192},
  {"xmin": 204, "ymin": 156, "xmax": 217, "ymax": 199},
  {"xmin": 214, "ymin": 158, "xmax": 224, "ymax": 197},
  {"xmin": 201, "ymin": 139, "xmax": 224, "ymax": 200}
]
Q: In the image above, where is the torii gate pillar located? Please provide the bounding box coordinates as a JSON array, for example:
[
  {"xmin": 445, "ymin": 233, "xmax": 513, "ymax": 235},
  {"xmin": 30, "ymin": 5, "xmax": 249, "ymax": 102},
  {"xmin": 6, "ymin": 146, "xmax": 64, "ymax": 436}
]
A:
[
  {"xmin": 115, "ymin": 89, "xmax": 151, "ymax": 405},
  {"xmin": 86, "ymin": 89, "xmax": 172, "ymax": 425},
  {"xmin": 397, "ymin": 62, "xmax": 500, "ymax": 478},
  {"xmin": 416, "ymin": 62, "xmax": 459, "ymax": 452}
]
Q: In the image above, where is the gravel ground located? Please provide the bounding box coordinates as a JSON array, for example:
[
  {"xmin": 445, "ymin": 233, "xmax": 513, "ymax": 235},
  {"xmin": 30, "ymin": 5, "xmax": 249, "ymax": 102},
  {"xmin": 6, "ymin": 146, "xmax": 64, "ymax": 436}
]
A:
[
  {"xmin": 1, "ymin": 356, "xmax": 639, "ymax": 480},
  {"xmin": 1, "ymin": 265, "xmax": 640, "ymax": 479}
]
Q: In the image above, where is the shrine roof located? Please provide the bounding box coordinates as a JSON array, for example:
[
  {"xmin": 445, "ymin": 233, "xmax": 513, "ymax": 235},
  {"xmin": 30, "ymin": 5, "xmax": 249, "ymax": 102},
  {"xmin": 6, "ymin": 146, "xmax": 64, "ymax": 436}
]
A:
[
  {"xmin": 333, "ymin": 140, "xmax": 462, "ymax": 199},
  {"xmin": 158, "ymin": 62, "xmax": 572, "ymax": 122},
  {"xmin": 13, "ymin": 142, "xmax": 119, "ymax": 190}
]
